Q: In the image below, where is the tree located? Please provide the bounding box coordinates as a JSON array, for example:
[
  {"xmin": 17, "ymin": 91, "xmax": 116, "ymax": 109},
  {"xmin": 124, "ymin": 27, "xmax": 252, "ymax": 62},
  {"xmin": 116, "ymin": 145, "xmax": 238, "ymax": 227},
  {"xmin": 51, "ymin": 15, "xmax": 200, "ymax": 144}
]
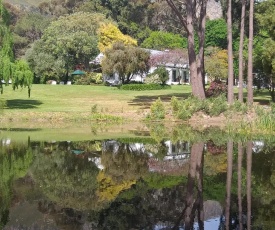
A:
[
  {"xmin": 254, "ymin": 0, "xmax": 275, "ymax": 101},
  {"xmin": 0, "ymin": 1, "xmax": 33, "ymax": 96},
  {"xmin": 26, "ymin": 12, "xmax": 112, "ymax": 83},
  {"xmin": 13, "ymin": 59, "xmax": 34, "ymax": 97},
  {"xmin": 205, "ymin": 19, "xmax": 228, "ymax": 49},
  {"xmin": 141, "ymin": 31, "xmax": 187, "ymax": 50},
  {"xmin": 12, "ymin": 13, "xmax": 51, "ymax": 57},
  {"xmin": 101, "ymin": 42, "xmax": 150, "ymax": 84},
  {"xmin": 26, "ymin": 40, "xmax": 65, "ymax": 83},
  {"xmin": 98, "ymin": 23, "xmax": 137, "ymax": 53},
  {"xmin": 205, "ymin": 49, "xmax": 228, "ymax": 81},
  {"xmin": 247, "ymin": 0, "xmax": 254, "ymax": 105},
  {"xmin": 238, "ymin": 0, "xmax": 246, "ymax": 102},
  {"xmin": 227, "ymin": 0, "xmax": 235, "ymax": 104},
  {"xmin": 165, "ymin": 0, "xmax": 206, "ymax": 99}
]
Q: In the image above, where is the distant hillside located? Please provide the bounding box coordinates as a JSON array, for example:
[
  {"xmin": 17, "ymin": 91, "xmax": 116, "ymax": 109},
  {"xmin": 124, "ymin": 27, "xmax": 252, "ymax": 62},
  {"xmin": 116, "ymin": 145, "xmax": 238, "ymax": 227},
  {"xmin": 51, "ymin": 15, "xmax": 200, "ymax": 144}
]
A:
[{"xmin": 4, "ymin": 0, "xmax": 47, "ymax": 7}]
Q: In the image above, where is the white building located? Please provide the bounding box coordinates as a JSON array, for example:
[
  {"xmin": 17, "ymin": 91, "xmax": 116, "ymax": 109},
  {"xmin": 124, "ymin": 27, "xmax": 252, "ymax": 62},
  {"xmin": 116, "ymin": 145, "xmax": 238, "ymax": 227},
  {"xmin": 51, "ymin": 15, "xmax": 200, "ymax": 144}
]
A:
[{"xmin": 90, "ymin": 49, "xmax": 191, "ymax": 85}]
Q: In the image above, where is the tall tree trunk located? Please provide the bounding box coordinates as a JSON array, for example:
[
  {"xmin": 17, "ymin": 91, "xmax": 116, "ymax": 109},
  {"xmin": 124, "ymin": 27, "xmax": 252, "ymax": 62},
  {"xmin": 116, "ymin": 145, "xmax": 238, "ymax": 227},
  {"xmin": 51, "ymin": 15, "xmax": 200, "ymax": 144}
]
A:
[
  {"xmin": 247, "ymin": 0, "xmax": 254, "ymax": 105},
  {"xmin": 227, "ymin": 0, "xmax": 234, "ymax": 104},
  {"xmin": 246, "ymin": 141, "xmax": 252, "ymax": 230},
  {"xmin": 166, "ymin": 0, "xmax": 205, "ymax": 99},
  {"xmin": 225, "ymin": 141, "xmax": 233, "ymax": 228},
  {"xmin": 197, "ymin": 0, "xmax": 207, "ymax": 93},
  {"xmin": 238, "ymin": 0, "xmax": 246, "ymax": 102},
  {"xmin": 238, "ymin": 142, "xmax": 243, "ymax": 230},
  {"xmin": 186, "ymin": 1, "xmax": 205, "ymax": 99}
]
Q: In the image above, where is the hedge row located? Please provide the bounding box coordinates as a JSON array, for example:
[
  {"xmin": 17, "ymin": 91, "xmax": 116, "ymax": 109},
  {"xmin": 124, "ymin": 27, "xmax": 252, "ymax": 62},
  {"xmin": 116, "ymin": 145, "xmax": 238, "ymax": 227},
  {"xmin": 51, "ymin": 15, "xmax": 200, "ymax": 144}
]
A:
[{"xmin": 119, "ymin": 84, "xmax": 171, "ymax": 91}]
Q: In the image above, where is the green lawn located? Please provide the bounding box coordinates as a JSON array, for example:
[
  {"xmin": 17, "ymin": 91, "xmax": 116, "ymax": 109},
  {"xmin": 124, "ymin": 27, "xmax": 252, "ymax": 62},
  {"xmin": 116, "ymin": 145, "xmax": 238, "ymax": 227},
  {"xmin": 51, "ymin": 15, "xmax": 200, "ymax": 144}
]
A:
[
  {"xmin": 0, "ymin": 84, "xmax": 192, "ymax": 121},
  {"xmin": 0, "ymin": 84, "xmax": 271, "ymax": 123}
]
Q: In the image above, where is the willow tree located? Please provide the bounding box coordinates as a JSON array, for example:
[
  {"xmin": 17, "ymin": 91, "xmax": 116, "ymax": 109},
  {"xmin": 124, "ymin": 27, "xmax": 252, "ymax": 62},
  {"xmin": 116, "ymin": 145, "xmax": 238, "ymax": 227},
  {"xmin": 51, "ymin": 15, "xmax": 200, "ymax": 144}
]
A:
[
  {"xmin": 0, "ymin": 1, "xmax": 33, "ymax": 96},
  {"xmin": 165, "ymin": 0, "xmax": 206, "ymax": 99}
]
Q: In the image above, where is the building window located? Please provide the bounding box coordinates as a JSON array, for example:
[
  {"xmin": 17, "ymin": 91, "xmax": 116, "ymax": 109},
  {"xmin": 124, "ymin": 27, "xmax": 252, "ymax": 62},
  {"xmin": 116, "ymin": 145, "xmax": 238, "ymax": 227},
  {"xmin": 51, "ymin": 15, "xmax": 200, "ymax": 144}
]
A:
[{"xmin": 172, "ymin": 69, "xmax": 177, "ymax": 82}]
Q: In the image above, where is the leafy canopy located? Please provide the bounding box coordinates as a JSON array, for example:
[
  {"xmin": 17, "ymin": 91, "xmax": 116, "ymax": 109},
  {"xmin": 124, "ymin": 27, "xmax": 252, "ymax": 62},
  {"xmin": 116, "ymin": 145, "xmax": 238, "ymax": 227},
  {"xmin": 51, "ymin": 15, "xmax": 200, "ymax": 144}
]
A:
[
  {"xmin": 205, "ymin": 49, "xmax": 228, "ymax": 81},
  {"xmin": 101, "ymin": 42, "xmax": 150, "ymax": 84},
  {"xmin": 98, "ymin": 23, "xmax": 137, "ymax": 53},
  {"xmin": 141, "ymin": 31, "xmax": 187, "ymax": 50},
  {"xmin": 26, "ymin": 12, "xmax": 112, "ymax": 82}
]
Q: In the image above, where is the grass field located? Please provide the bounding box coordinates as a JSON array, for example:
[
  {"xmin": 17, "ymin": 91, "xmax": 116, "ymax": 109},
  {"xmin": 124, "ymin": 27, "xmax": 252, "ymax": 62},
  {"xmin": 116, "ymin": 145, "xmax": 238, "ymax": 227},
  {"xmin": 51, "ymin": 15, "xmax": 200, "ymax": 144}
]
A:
[
  {"xmin": 0, "ymin": 84, "xmax": 192, "ymax": 123},
  {"xmin": 0, "ymin": 84, "xmax": 272, "ymax": 141},
  {"xmin": 0, "ymin": 84, "xmax": 272, "ymax": 124}
]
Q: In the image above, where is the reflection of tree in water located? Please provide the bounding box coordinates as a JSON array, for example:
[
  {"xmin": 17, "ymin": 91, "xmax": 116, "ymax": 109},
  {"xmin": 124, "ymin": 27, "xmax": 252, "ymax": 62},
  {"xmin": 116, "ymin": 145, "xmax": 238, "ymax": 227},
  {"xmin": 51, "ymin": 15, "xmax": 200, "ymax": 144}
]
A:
[
  {"xmin": 101, "ymin": 141, "xmax": 149, "ymax": 183},
  {"xmin": 98, "ymin": 141, "xmax": 149, "ymax": 203},
  {"xmin": 31, "ymin": 150, "xmax": 102, "ymax": 211},
  {"xmin": 249, "ymin": 141, "xmax": 275, "ymax": 229},
  {"xmin": 0, "ymin": 143, "xmax": 34, "ymax": 229},
  {"xmin": 173, "ymin": 142, "xmax": 205, "ymax": 229},
  {"xmin": 3, "ymin": 138, "xmax": 273, "ymax": 229},
  {"xmin": 96, "ymin": 182, "xmax": 187, "ymax": 229}
]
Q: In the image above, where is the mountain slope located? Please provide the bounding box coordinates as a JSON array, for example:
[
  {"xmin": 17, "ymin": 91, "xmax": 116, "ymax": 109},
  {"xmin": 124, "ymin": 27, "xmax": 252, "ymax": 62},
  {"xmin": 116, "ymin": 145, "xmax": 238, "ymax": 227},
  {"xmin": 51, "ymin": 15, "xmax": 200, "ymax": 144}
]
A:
[{"xmin": 3, "ymin": 0, "xmax": 48, "ymax": 7}]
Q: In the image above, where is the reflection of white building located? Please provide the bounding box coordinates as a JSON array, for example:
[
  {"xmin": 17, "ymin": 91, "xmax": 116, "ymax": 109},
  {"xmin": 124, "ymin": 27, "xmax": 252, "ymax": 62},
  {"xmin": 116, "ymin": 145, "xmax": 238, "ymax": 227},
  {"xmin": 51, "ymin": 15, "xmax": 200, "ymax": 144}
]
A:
[
  {"xmin": 148, "ymin": 141, "xmax": 191, "ymax": 174},
  {"xmin": 252, "ymin": 141, "xmax": 264, "ymax": 153},
  {"xmin": 164, "ymin": 140, "xmax": 190, "ymax": 160}
]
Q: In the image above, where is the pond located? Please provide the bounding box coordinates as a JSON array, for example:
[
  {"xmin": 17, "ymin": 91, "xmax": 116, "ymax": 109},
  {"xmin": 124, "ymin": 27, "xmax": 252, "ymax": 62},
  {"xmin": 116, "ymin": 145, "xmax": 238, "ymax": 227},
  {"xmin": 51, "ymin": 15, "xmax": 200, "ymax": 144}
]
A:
[{"xmin": 0, "ymin": 124, "xmax": 274, "ymax": 230}]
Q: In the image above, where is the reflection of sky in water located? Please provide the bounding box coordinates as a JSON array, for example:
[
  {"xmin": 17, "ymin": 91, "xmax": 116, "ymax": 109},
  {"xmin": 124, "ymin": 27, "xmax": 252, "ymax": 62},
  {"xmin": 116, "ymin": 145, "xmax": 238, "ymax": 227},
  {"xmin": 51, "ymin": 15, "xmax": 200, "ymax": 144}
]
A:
[
  {"xmin": 153, "ymin": 217, "xmax": 220, "ymax": 230},
  {"xmin": 194, "ymin": 217, "xmax": 220, "ymax": 230}
]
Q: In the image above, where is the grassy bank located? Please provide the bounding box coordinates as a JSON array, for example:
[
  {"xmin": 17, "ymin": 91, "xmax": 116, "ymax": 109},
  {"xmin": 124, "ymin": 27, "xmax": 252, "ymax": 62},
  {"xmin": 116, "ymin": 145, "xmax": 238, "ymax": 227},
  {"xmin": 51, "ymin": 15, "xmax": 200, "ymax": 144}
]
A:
[{"xmin": 0, "ymin": 84, "xmax": 191, "ymax": 123}]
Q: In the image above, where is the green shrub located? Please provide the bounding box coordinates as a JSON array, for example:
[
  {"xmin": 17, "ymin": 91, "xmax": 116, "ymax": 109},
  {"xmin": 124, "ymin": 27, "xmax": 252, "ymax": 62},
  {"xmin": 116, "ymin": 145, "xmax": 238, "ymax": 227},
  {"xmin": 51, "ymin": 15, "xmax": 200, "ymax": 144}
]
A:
[
  {"xmin": 205, "ymin": 80, "xmax": 227, "ymax": 97},
  {"xmin": 170, "ymin": 96, "xmax": 180, "ymax": 115},
  {"xmin": 0, "ymin": 99, "xmax": 6, "ymax": 112},
  {"xmin": 145, "ymin": 66, "xmax": 169, "ymax": 85},
  {"xmin": 120, "ymin": 84, "xmax": 171, "ymax": 91},
  {"xmin": 74, "ymin": 72, "xmax": 103, "ymax": 85},
  {"xmin": 171, "ymin": 96, "xmax": 205, "ymax": 120},
  {"xmin": 230, "ymin": 100, "xmax": 248, "ymax": 114},
  {"xmin": 91, "ymin": 113, "xmax": 123, "ymax": 122},
  {"xmin": 171, "ymin": 95, "xmax": 228, "ymax": 120},
  {"xmin": 144, "ymin": 74, "xmax": 162, "ymax": 84},
  {"xmin": 91, "ymin": 104, "xmax": 98, "ymax": 114},
  {"xmin": 204, "ymin": 95, "xmax": 227, "ymax": 116},
  {"xmin": 149, "ymin": 97, "xmax": 166, "ymax": 120},
  {"xmin": 270, "ymin": 102, "xmax": 275, "ymax": 114},
  {"xmin": 256, "ymin": 113, "xmax": 275, "ymax": 131}
]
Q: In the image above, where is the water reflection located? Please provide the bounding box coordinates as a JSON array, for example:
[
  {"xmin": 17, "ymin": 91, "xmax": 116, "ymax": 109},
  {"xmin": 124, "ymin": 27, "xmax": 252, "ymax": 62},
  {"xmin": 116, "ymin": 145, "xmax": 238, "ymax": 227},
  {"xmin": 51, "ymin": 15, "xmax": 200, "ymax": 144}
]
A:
[{"xmin": 0, "ymin": 135, "xmax": 274, "ymax": 229}]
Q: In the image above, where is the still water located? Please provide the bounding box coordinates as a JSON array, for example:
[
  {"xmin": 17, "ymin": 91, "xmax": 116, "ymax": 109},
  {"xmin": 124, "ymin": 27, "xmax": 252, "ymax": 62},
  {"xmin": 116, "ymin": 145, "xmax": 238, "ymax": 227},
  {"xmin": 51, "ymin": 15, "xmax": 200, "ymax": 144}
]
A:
[{"xmin": 0, "ymin": 125, "xmax": 274, "ymax": 230}]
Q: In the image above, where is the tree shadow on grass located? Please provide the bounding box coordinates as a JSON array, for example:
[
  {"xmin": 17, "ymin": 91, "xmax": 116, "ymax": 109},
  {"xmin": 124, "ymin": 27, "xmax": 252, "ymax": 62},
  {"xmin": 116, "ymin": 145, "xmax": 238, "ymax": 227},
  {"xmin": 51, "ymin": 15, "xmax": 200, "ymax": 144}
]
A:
[
  {"xmin": 129, "ymin": 93, "xmax": 189, "ymax": 109},
  {"xmin": 6, "ymin": 99, "xmax": 43, "ymax": 109},
  {"xmin": 0, "ymin": 128, "xmax": 42, "ymax": 131},
  {"xmin": 251, "ymin": 90, "xmax": 271, "ymax": 105}
]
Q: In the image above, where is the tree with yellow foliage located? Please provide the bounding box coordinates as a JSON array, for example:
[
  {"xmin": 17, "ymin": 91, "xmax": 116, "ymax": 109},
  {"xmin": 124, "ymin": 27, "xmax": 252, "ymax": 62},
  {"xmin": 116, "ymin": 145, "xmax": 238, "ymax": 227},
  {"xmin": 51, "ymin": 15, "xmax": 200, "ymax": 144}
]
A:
[
  {"xmin": 98, "ymin": 23, "xmax": 137, "ymax": 53},
  {"xmin": 205, "ymin": 49, "xmax": 228, "ymax": 82}
]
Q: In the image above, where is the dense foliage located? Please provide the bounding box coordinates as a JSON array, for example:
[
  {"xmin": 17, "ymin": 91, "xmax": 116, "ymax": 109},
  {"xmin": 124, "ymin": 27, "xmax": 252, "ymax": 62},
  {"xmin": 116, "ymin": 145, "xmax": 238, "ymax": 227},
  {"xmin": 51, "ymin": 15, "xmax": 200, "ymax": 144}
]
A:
[
  {"xmin": 141, "ymin": 31, "xmax": 187, "ymax": 50},
  {"xmin": 101, "ymin": 42, "xmax": 150, "ymax": 84},
  {"xmin": 0, "ymin": 1, "xmax": 33, "ymax": 95},
  {"xmin": 26, "ymin": 12, "xmax": 111, "ymax": 83},
  {"xmin": 145, "ymin": 66, "xmax": 169, "ymax": 85}
]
